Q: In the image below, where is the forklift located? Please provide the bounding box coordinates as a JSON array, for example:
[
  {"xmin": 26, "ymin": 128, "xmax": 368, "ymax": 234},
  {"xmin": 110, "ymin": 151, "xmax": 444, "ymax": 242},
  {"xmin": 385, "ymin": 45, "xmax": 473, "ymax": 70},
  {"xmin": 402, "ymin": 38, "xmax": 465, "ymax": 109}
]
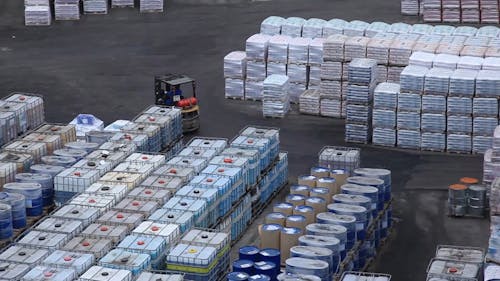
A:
[{"xmin": 154, "ymin": 74, "xmax": 200, "ymax": 133}]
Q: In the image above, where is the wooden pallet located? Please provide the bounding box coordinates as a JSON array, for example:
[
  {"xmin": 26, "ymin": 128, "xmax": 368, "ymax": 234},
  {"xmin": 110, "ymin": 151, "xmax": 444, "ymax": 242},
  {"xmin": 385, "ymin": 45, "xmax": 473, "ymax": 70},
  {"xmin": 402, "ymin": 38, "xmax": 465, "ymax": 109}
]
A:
[{"xmin": 225, "ymin": 96, "xmax": 245, "ymax": 101}]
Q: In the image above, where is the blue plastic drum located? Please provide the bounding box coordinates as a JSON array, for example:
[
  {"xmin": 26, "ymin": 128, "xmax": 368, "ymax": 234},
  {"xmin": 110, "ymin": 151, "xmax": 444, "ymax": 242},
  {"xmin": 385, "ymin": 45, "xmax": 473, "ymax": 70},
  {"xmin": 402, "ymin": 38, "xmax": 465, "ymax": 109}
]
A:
[{"xmin": 239, "ymin": 246, "xmax": 260, "ymax": 261}]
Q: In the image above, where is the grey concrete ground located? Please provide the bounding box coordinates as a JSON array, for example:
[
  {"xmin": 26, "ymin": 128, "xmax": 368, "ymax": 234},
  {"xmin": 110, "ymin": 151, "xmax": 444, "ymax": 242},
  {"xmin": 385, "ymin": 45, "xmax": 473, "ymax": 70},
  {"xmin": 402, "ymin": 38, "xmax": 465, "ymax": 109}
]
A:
[{"xmin": 0, "ymin": 0, "xmax": 489, "ymax": 280}]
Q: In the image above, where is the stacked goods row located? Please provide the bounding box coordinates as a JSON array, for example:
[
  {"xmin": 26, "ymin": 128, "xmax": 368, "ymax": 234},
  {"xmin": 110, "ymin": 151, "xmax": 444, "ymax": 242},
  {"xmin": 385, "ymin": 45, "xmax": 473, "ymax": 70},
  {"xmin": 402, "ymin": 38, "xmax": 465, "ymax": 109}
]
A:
[
  {"xmin": 447, "ymin": 177, "xmax": 488, "ymax": 217},
  {"xmin": 367, "ymin": 52, "xmax": 500, "ymax": 154},
  {"xmin": 226, "ymin": 17, "xmax": 500, "ymax": 120},
  {"xmin": 258, "ymin": 147, "xmax": 393, "ymax": 278},
  {"xmin": 425, "ymin": 245, "xmax": 485, "ymax": 281},
  {"xmin": 345, "ymin": 59, "xmax": 378, "ymax": 144},
  {"xmin": 24, "ymin": 0, "xmax": 51, "ymax": 26},
  {"xmin": 0, "ymin": 119, "xmax": 288, "ymax": 280},
  {"xmin": 401, "ymin": 0, "xmax": 424, "ymax": 15},
  {"xmin": 24, "ymin": 0, "xmax": 163, "ymax": 26},
  {"xmin": 224, "ymin": 34, "xmax": 323, "ymax": 103},
  {"xmin": 419, "ymin": 0, "xmax": 500, "ymax": 23},
  {"xmin": 258, "ymin": 16, "xmax": 500, "ymax": 39},
  {"xmin": 262, "ymin": 75, "xmax": 290, "ymax": 118}
]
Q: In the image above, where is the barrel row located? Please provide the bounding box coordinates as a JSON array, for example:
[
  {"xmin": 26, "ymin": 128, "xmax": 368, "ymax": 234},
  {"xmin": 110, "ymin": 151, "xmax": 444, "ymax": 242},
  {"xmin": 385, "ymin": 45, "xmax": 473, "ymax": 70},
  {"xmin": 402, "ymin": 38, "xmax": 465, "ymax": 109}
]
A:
[{"xmin": 255, "ymin": 157, "xmax": 393, "ymax": 281}]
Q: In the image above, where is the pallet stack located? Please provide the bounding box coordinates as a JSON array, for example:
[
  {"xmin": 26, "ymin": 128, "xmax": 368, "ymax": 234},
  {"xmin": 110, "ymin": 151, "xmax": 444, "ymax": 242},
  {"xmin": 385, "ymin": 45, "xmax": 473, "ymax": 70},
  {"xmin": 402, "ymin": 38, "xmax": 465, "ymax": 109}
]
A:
[
  {"xmin": 24, "ymin": 0, "xmax": 51, "ymax": 26},
  {"xmin": 345, "ymin": 58, "xmax": 378, "ymax": 144},
  {"xmin": 224, "ymin": 51, "xmax": 247, "ymax": 100},
  {"xmin": 262, "ymin": 74, "xmax": 290, "ymax": 118},
  {"xmin": 419, "ymin": 0, "xmax": 499, "ymax": 23},
  {"xmin": 83, "ymin": 0, "xmax": 108, "ymax": 14},
  {"xmin": 139, "ymin": 0, "xmax": 164, "ymax": 12},
  {"xmin": 322, "ymin": 35, "xmax": 349, "ymax": 118},
  {"xmin": 372, "ymin": 83, "xmax": 400, "ymax": 147},
  {"xmin": 54, "ymin": 0, "xmax": 81, "ymax": 21},
  {"xmin": 245, "ymin": 34, "xmax": 270, "ymax": 101}
]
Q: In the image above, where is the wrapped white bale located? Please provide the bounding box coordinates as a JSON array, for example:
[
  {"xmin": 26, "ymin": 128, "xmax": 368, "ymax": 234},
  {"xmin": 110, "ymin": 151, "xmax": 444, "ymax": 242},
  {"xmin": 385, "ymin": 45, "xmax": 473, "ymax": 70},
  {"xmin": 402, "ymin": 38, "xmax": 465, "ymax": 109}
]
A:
[
  {"xmin": 456, "ymin": 55, "xmax": 483, "ymax": 70},
  {"xmin": 246, "ymin": 34, "xmax": 271, "ymax": 61},
  {"xmin": 245, "ymin": 80, "xmax": 264, "ymax": 101},
  {"xmin": 139, "ymin": 0, "xmax": 163, "ymax": 13},
  {"xmin": 485, "ymin": 47, "xmax": 500, "ymax": 58},
  {"xmin": 460, "ymin": 45, "xmax": 487, "ymax": 57},
  {"xmin": 449, "ymin": 69, "xmax": 477, "ymax": 97},
  {"xmin": 322, "ymin": 19, "xmax": 348, "ymax": 37},
  {"xmin": 453, "ymin": 26, "xmax": 478, "ymax": 36},
  {"xmin": 25, "ymin": 0, "xmax": 50, "ymax": 4},
  {"xmin": 323, "ymin": 34, "xmax": 348, "ymax": 62},
  {"xmin": 376, "ymin": 65, "xmax": 388, "ymax": 83},
  {"xmin": 309, "ymin": 65, "xmax": 321, "ymax": 86},
  {"xmin": 387, "ymin": 66, "xmax": 404, "ymax": 83},
  {"xmin": 389, "ymin": 37, "xmax": 416, "ymax": 65},
  {"xmin": 225, "ymin": 79, "xmax": 245, "ymax": 99},
  {"xmin": 424, "ymin": 67, "xmax": 454, "ymax": 95},
  {"xmin": 473, "ymin": 97, "xmax": 498, "ymax": 117},
  {"xmin": 288, "ymin": 37, "xmax": 311, "ymax": 65},
  {"xmin": 477, "ymin": 26, "xmax": 500, "ymax": 38},
  {"xmin": 288, "ymin": 64, "xmax": 307, "ymax": 84},
  {"xmin": 268, "ymin": 35, "xmax": 291, "ymax": 63},
  {"xmin": 299, "ymin": 89, "xmax": 321, "ymax": 115},
  {"xmin": 308, "ymin": 38, "xmax": 324, "ymax": 65},
  {"xmin": 431, "ymin": 25, "xmax": 456, "ymax": 36},
  {"xmin": 343, "ymin": 20, "xmax": 369, "ymax": 37},
  {"xmin": 367, "ymin": 37, "xmax": 393, "ymax": 65},
  {"xmin": 260, "ymin": 16, "xmax": 286, "ymax": 35},
  {"xmin": 320, "ymin": 97, "xmax": 342, "ymax": 118},
  {"xmin": 262, "ymin": 75, "xmax": 290, "ymax": 118},
  {"xmin": 25, "ymin": 6, "xmax": 51, "ymax": 26},
  {"xmin": 409, "ymin": 51, "xmax": 435, "ymax": 68},
  {"xmin": 246, "ymin": 60, "xmax": 267, "ymax": 81},
  {"xmin": 224, "ymin": 51, "xmax": 247, "ymax": 79},
  {"xmin": 411, "ymin": 23, "xmax": 434, "ymax": 35},
  {"xmin": 365, "ymin": 22, "xmax": 390, "ymax": 37},
  {"xmin": 464, "ymin": 36, "xmax": 490, "ymax": 47},
  {"xmin": 344, "ymin": 36, "xmax": 370, "ymax": 62},
  {"xmin": 320, "ymin": 80, "xmax": 342, "ymax": 99},
  {"xmin": 435, "ymin": 43, "xmax": 463, "ymax": 56},
  {"xmin": 281, "ymin": 17, "xmax": 306, "ymax": 38},
  {"xmin": 84, "ymin": 0, "xmax": 109, "ymax": 14},
  {"xmin": 389, "ymin": 22, "xmax": 413, "ymax": 34},
  {"xmin": 433, "ymin": 53, "xmax": 460, "ymax": 69},
  {"xmin": 412, "ymin": 42, "xmax": 439, "ymax": 53},
  {"xmin": 289, "ymin": 83, "xmax": 307, "ymax": 104},
  {"xmin": 320, "ymin": 62, "xmax": 343, "ymax": 80},
  {"xmin": 400, "ymin": 65, "xmax": 428, "ymax": 93},
  {"xmin": 267, "ymin": 62, "xmax": 287, "ymax": 76},
  {"xmin": 401, "ymin": 0, "xmax": 420, "ymax": 16},
  {"xmin": 54, "ymin": 0, "xmax": 80, "ymax": 20},
  {"xmin": 302, "ymin": 18, "xmax": 327, "ymax": 38},
  {"xmin": 482, "ymin": 57, "xmax": 500, "ymax": 71},
  {"xmin": 476, "ymin": 70, "xmax": 500, "ymax": 97}
]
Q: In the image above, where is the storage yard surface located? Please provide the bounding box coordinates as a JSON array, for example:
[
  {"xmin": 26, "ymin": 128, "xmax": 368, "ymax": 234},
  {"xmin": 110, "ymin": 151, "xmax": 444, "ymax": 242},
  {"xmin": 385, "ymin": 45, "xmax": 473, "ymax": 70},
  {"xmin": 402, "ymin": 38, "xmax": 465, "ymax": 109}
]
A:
[{"xmin": 0, "ymin": 0, "xmax": 489, "ymax": 280}]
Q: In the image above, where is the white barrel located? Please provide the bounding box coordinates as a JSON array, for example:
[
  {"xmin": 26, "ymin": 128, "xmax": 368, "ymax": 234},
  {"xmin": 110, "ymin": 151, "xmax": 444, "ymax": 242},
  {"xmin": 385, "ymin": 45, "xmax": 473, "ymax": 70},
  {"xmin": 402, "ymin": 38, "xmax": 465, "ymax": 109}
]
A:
[
  {"xmin": 290, "ymin": 246, "xmax": 335, "ymax": 277},
  {"xmin": 305, "ymin": 197, "xmax": 327, "ymax": 214},
  {"xmin": 260, "ymin": 224, "xmax": 282, "ymax": 249},
  {"xmin": 274, "ymin": 202, "xmax": 294, "ymax": 216},
  {"xmin": 293, "ymin": 205, "xmax": 315, "ymax": 225},
  {"xmin": 290, "ymin": 185, "xmax": 311, "ymax": 197},
  {"xmin": 287, "ymin": 194, "xmax": 307, "ymax": 207},
  {"xmin": 310, "ymin": 167, "xmax": 331, "ymax": 178},
  {"xmin": 285, "ymin": 257, "xmax": 329, "ymax": 281},
  {"xmin": 286, "ymin": 215, "xmax": 307, "ymax": 230},
  {"xmin": 298, "ymin": 235, "xmax": 340, "ymax": 255},
  {"xmin": 266, "ymin": 212, "xmax": 286, "ymax": 226},
  {"xmin": 332, "ymin": 194, "xmax": 372, "ymax": 218},
  {"xmin": 340, "ymin": 184, "xmax": 378, "ymax": 214},
  {"xmin": 280, "ymin": 227, "xmax": 303, "ymax": 264},
  {"xmin": 298, "ymin": 175, "xmax": 317, "ymax": 187},
  {"xmin": 41, "ymin": 156, "xmax": 77, "ymax": 167},
  {"xmin": 278, "ymin": 273, "xmax": 321, "ymax": 281},
  {"xmin": 305, "ymin": 224, "xmax": 347, "ymax": 253}
]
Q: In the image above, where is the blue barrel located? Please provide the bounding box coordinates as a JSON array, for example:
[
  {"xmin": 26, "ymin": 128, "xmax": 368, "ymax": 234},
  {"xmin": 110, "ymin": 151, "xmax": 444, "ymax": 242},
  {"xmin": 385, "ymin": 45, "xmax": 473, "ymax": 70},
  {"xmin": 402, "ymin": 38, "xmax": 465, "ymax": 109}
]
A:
[
  {"xmin": 0, "ymin": 192, "xmax": 26, "ymax": 229},
  {"xmin": 332, "ymin": 194, "xmax": 372, "ymax": 219},
  {"xmin": 0, "ymin": 203, "xmax": 13, "ymax": 239},
  {"xmin": 233, "ymin": 259, "xmax": 255, "ymax": 276},
  {"xmin": 327, "ymin": 203, "xmax": 369, "ymax": 240},
  {"xmin": 254, "ymin": 261, "xmax": 277, "ymax": 281},
  {"xmin": 240, "ymin": 246, "xmax": 260, "ymax": 261},
  {"xmin": 346, "ymin": 176, "xmax": 385, "ymax": 210},
  {"xmin": 41, "ymin": 155, "xmax": 78, "ymax": 167},
  {"xmin": 15, "ymin": 173, "xmax": 54, "ymax": 207},
  {"xmin": 341, "ymin": 183, "xmax": 378, "ymax": 216},
  {"xmin": 228, "ymin": 272, "xmax": 250, "ymax": 281},
  {"xmin": 53, "ymin": 149, "xmax": 87, "ymax": 161},
  {"xmin": 249, "ymin": 274, "xmax": 271, "ymax": 281},
  {"xmin": 259, "ymin": 248, "xmax": 280, "ymax": 268},
  {"xmin": 291, "ymin": 246, "xmax": 336, "ymax": 277},
  {"xmin": 30, "ymin": 164, "xmax": 65, "ymax": 177},
  {"xmin": 3, "ymin": 182, "xmax": 43, "ymax": 216},
  {"xmin": 316, "ymin": 212, "xmax": 356, "ymax": 248},
  {"xmin": 353, "ymin": 168, "xmax": 391, "ymax": 202}
]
